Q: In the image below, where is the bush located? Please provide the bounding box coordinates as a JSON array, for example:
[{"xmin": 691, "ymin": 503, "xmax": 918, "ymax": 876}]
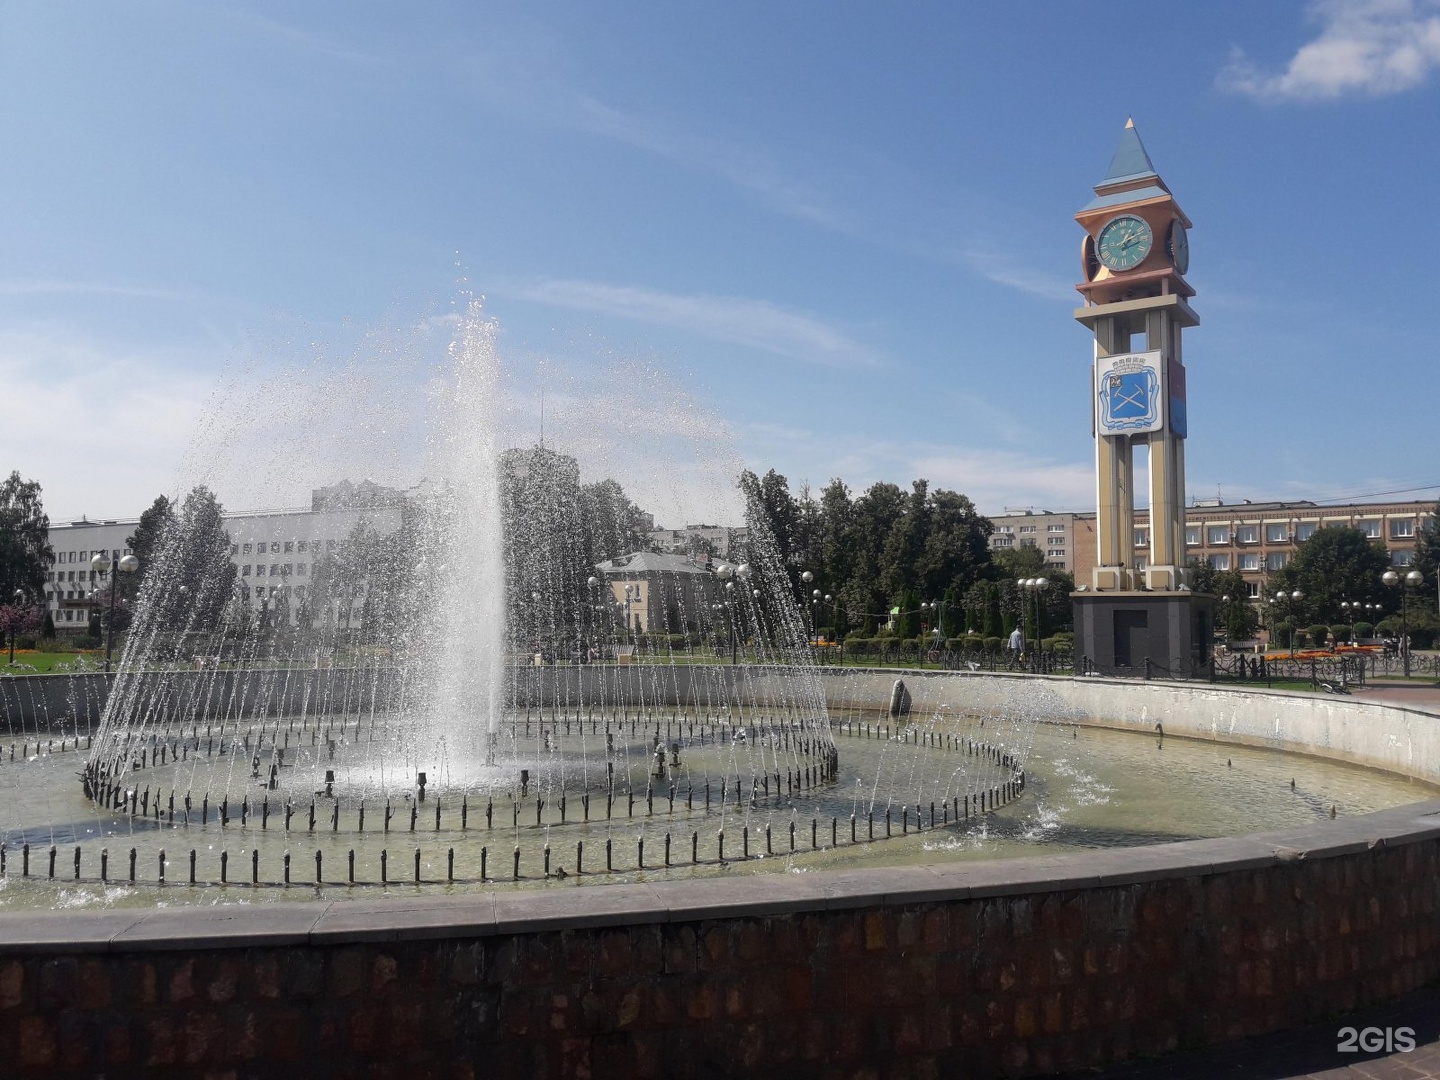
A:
[
  {"xmin": 943, "ymin": 638, "xmax": 965, "ymax": 651},
  {"xmin": 983, "ymin": 636, "xmax": 1003, "ymax": 654},
  {"xmin": 15, "ymin": 635, "xmax": 37, "ymax": 650},
  {"xmin": 1307, "ymin": 624, "xmax": 1330, "ymax": 648},
  {"xmin": 1353, "ymin": 620, "xmax": 1374, "ymax": 640},
  {"xmin": 1329, "ymin": 625, "xmax": 1352, "ymax": 644},
  {"xmin": 1292, "ymin": 630, "xmax": 1309, "ymax": 648},
  {"xmin": 844, "ymin": 637, "xmax": 875, "ymax": 654},
  {"xmin": 961, "ymin": 634, "xmax": 985, "ymax": 651}
]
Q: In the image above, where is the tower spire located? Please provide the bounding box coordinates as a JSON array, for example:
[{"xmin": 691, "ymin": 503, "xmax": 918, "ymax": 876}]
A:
[{"xmin": 1100, "ymin": 118, "xmax": 1159, "ymax": 187}]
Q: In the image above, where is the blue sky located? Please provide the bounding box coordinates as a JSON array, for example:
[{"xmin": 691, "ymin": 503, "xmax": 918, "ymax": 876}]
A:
[{"xmin": 3, "ymin": 1, "xmax": 1440, "ymax": 525}]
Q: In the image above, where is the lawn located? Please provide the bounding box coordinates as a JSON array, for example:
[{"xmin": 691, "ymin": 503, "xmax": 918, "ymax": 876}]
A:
[{"xmin": 1, "ymin": 649, "xmax": 108, "ymax": 676}]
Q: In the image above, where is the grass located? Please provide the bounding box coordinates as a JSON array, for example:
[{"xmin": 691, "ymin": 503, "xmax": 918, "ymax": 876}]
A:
[{"xmin": 1, "ymin": 649, "xmax": 106, "ymax": 675}]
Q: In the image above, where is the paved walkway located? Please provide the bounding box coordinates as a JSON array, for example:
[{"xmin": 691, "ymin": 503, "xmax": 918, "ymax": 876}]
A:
[
  {"xmin": 1351, "ymin": 681, "xmax": 1440, "ymax": 713},
  {"xmin": 1070, "ymin": 987, "xmax": 1440, "ymax": 1078}
]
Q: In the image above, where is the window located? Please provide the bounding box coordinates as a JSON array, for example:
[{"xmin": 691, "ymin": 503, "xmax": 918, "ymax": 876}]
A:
[
  {"xmin": 297, "ymin": 540, "xmax": 308, "ymax": 553},
  {"xmin": 270, "ymin": 542, "xmax": 280, "ymax": 553},
  {"xmin": 1208, "ymin": 554, "xmax": 1230, "ymax": 570},
  {"xmin": 230, "ymin": 544, "xmax": 239, "ymax": 555},
  {"xmin": 1265, "ymin": 523, "xmax": 1288, "ymax": 543},
  {"xmin": 1266, "ymin": 552, "xmax": 1288, "ymax": 571},
  {"xmin": 241, "ymin": 566, "xmax": 251, "ymax": 577},
  {"xmin": 1392, "ymin": 549, "xmax": 1415, "ymax": 566},
  {"xmin": 1207, "ymin": 526, "xmax": 1230, "ymax": 545},
  {"xmin": 1047, "ymin": 549, "xmax": 1065, "ymax": 557},
  {"xmin": 1236, "ymin": 525, "xmax": 1258, "ymax": 544},
  {"xmin": 1133, "ymin": 530, "xmax": 1148, "ymax": 548},
  {"xmin": 1240, "ymin": 553, "xmax": 1261, "ymax": 571},
  {"xmin": 282, "ymin": 564, "xmax": 292, "ymax": 577},
  {"xmin": 1391, "ymin": 519, "xmax": 1416, "ymax": 539},
  {"xmin": 243, "ymin": 543, "xmax": 252, "ymax": 555},
  {"xmin": 269, "ymin": 565, "xmax": 278, "ymax": 577},
  {"xmin": 1019, "ymin": 525, "xmax": 1036, "ymax": 533},
  {"xmin": 1245, "ymin": 582, "xmax": 1260, "ymax": 599},
  {"xmin": 297, "ymin": 563, "xmax": 307, "ymax": 576},
  {"xmin": 1048, "ymin": 523, "xmax": 1066, "ymax": 533},
  {"xmin": 1020, "ymin": 538, "xmax": 1037, "ymax": 548},
  {"xmin": 997, "ymin": 525, "xmax": 1012, "ymax": 533},
  {"xmin": 1296, "ymin": 522, "xmax": 1317, "ymax": 541},
  {"xmin": 1358, "ymin": 519, "xmax": 1381, "ymax": 539},
  {"xmin": 1134, "ymin": 555, "xmax": 1148, "ymax": 570},
  {"xmin": 284, "ymin": 541, "xmax": 294, "ymax": 552}
]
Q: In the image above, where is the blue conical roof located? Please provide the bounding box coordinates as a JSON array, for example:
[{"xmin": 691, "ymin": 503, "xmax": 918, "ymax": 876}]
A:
[{"xmin": 1100, "ymin": 118, "xmax": 1158, "ymax": 186}]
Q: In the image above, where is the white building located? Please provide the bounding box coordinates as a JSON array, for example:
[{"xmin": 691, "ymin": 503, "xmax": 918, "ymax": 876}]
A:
[{"xmin": 44, "ymin": 481, "xmax": 415, "ymax": 633}]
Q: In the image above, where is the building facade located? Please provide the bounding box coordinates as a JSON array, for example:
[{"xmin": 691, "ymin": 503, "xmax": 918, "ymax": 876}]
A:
[
  {"xmin": 43, "ymin": 482, "xmax": 414, "ymax": 633},
  {"xmin": 990, "ymin": 498, "xmax": 1435, "ymax": 604},
  {"xmin": 647, "ymin": 524, "xmax": 748, "ymax": 560},
  {"xmin": 592, "ymin": 551, "xmax": 719, "ymax": 634}
]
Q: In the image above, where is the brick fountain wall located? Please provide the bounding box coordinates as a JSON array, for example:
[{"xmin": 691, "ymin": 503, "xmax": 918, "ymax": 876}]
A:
[{"xmin": 2, "ymin": 800, "xmax": 1439, "ymax": 1078}]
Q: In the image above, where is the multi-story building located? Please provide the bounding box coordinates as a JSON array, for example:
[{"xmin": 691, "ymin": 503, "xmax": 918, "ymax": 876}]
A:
[
  {"xmin": 592, "ymin": 551, "xmax": 719, "ymax": 634},
  {"xmin": 986, "ymin": 510, "xmax": 1095, "ymax": 575},
  {"xmin": 648, "ymin": 523, "xmax": 748, "ymax": 560},
  {"xmin": 989, "ymin": 498, "xmax": 1435, "ymax": 601},
  {"xmin": 43, "ymin": 481, "xmax": 417, "ymax": 633}
]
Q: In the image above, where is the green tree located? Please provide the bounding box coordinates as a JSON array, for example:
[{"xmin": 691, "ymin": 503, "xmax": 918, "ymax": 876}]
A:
[
  {"xmin": 1186, "ymin": 556, "xmax": 1218, "ymax": 597},
  {"xmin": 838, "ymin": 481, "xmax": 906, "ymax": 634},
  {"xmin": 0, "ymin": 471, "xmax": 54, "ymax": 603},
  {"xmin": 1268, "ymin": 525, "xmax": 1392, "ymax": 625},
  {"xmin": 166, "ymin": 486, "xmax": 238, "ymax": 632},
  {"xmin": 579, "ymin": 478, "xmax": 651, "ymax": 564},
  {"xmin": 994, "ymin": 544, "xmax": 1046, "ymax": 580},
  {"xmin": 915, "ymin": 489, "xmax": 992, "ymax": 600},
  {"xmin": 879, "ymin": 480, "xmax": 931, "ymax": 600},
  {"xmin": 1413, "ymin": 500, "xmax": 1440, "ymax": 616},
  {"xmin": 1209, "ymin": 568, "xmax": 1258, "ymax": 641},
  {"xmin": 123, "ymin": 495, "xmax": 175, "ymax": 604}
]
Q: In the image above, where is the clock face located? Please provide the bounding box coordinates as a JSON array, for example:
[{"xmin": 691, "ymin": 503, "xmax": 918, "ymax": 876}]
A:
[
  {"xmin": 1167, "ymin": 220, "xmax": 1189, "ymax": 274},
  {"xmin": 1097, "ymin": 214, "xmax": 1153, "ymax": 272}
]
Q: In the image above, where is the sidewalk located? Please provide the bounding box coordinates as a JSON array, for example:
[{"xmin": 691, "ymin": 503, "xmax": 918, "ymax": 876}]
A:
[{"xmin": 1070, "ymin": 984, "xmax": 1440, "ymax": 1078}]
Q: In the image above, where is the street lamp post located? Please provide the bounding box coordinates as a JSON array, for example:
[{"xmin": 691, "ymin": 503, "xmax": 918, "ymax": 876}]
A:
[
  {"xmin": 90, "ymin": 551, "xmax": 140, "ymax": 673},
  {"xmin": 1382, "ymin": 568, "xmax": 1424, "ymax": 676},
  {"xmin": 1018, "ymin": 578, "xmax": 1048, "ymax": 671}
]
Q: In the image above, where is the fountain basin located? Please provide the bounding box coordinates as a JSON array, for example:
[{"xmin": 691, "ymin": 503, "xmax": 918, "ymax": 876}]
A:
[{"xmin": 2, "ymin": 670, "xmax": 1440, "ymax": 1077}]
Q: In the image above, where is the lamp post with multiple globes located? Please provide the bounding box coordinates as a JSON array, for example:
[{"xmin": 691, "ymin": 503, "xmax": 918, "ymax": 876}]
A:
[
  {"xmin": 1018, "ymin": 578, "xmax": 1048, "ymax": 670},
  {"xmin": 1382, "ymin": 568, "xmax": 1424, "ymax": 676},
  {"xmin": 90, "ymin": 551, "xmax": 140, "ymax": 672}
]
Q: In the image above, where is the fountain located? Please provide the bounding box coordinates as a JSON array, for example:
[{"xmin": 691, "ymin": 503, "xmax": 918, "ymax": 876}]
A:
[{"xmin": 0, "ymin": 303, "xmax": 1033, "ymax": 896}]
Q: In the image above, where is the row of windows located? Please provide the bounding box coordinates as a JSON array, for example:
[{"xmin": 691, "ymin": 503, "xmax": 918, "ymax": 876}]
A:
[
  {"xmin": 241, "ymin": 564, "xmax": 308, "ymax": 578},
  {"xmin": 233, "ymin": 539, "xmax": 335, "ymax": 556},
  {"xmin": 1205, "ymin": 549, "xmax": 1415, "ymax": 571}
]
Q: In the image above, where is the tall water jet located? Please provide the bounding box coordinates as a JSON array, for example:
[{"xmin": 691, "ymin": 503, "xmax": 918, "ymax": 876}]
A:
[{"xmin": 424, "ymin": 302, "xmax": 507, "ymax": 777}]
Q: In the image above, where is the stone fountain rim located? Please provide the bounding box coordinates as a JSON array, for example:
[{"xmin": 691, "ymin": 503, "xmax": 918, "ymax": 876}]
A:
[{"xmin": 2, "ymin": 669, "xmax": 1439, "ymax": 951}]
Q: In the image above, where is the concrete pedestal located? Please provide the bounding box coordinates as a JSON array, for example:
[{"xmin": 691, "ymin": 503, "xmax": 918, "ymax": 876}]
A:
[{"xmin": 1073, "ymin": 591, "xmax": 1214, "ymax": 678}]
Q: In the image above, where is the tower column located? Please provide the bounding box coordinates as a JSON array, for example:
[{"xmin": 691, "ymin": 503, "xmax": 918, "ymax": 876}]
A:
[
  {"xmin": 1070, "ymin": 119, "xmax": 1210, "ymax": 676},
  {"xmin": 1093, "ymin": 315, "xmax": 1134, "ymax": 590}
]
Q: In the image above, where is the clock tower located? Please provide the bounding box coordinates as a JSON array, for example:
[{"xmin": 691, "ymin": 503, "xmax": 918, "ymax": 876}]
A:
[{"xmin": 1072, "ymin": 120, "xmax": 1212, "ymax": 677}]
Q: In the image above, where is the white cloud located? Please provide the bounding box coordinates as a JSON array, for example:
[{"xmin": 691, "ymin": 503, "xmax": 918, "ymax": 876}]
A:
[
  {"xmin": 0, "ymin": 328, "xmax": 214, "ymax": 521},
  {"xmin": 501, "ymin": 278, "xmax": 882, "ymax": 369},
  {"xmin": 1221, "ymin": 0, "xmax": 1440, "ymax": 101}
]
